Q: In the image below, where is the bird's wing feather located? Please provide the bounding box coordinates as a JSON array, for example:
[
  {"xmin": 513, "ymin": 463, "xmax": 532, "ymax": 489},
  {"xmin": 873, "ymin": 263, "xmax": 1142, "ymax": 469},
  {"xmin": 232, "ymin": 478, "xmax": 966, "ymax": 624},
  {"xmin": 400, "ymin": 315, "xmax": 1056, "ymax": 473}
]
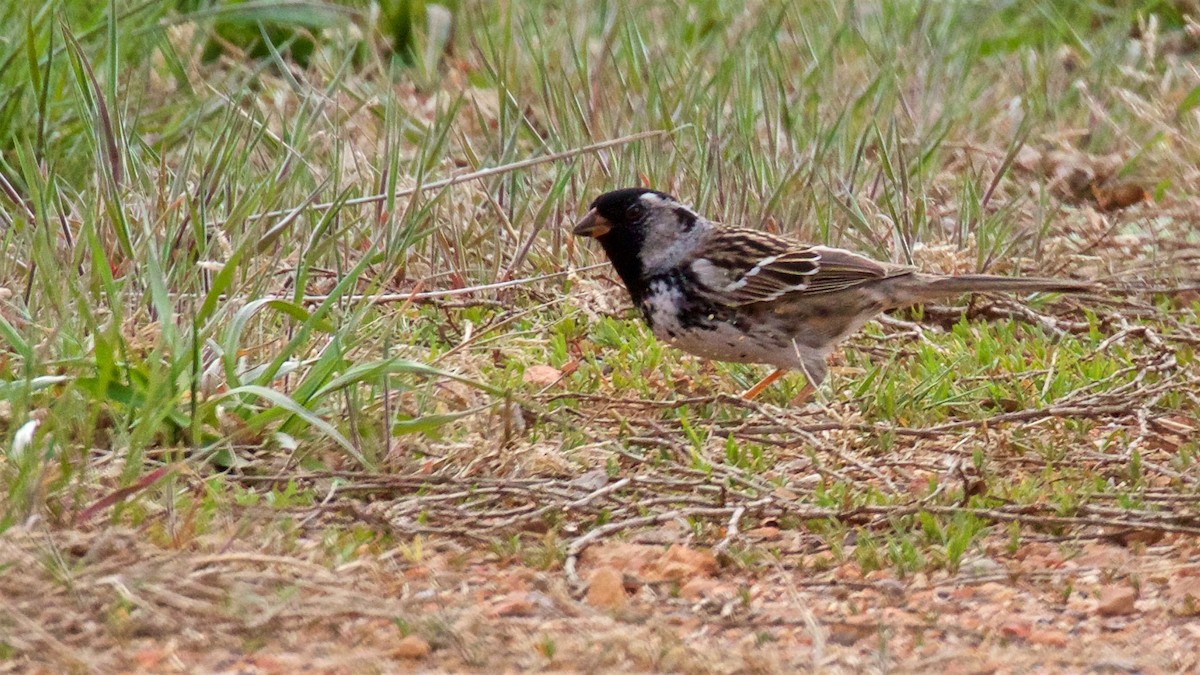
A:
[{"xmin": 688, "ymin": 229, "xmax": 912, "ymax": 305}]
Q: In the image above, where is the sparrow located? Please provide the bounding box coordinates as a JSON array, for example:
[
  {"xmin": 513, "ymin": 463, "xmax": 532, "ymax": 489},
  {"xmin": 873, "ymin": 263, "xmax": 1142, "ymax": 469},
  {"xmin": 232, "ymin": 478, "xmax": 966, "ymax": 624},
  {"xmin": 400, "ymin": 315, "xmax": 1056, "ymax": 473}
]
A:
[{"xmin": 573, "ymin": 187, "xmax": 1096, "ymax": 401}]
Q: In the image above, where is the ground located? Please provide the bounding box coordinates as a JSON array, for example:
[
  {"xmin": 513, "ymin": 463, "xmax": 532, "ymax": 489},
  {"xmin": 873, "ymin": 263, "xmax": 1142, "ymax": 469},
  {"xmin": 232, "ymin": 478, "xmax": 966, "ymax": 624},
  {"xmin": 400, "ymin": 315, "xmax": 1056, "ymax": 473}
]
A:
[{"xmin": 3, "ymin": 1, "xmax": 1200, "ymax": 673}]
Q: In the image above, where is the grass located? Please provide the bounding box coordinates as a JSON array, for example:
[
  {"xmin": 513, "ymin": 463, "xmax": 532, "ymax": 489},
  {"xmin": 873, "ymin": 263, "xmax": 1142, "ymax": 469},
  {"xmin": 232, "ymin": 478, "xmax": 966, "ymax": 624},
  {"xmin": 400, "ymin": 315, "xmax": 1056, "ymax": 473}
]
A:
[{"xmin": 2, "ymin": 0, "xmax": 1200, "ymax": 670}]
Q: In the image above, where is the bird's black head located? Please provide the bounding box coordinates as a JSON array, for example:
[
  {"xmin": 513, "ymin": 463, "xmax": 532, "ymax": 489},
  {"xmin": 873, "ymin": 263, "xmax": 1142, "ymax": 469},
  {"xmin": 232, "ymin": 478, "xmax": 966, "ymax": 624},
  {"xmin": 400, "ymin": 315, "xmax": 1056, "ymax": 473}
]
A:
[{"xmin": 574, "ymin": 187, "xmax": 699, "ymax": 302}]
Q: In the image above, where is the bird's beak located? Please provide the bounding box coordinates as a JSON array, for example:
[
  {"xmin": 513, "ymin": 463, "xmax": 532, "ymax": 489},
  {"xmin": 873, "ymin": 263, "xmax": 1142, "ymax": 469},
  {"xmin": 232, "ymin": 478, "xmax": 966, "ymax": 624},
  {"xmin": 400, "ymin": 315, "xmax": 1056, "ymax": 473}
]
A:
[{"xmin": 572, "ymin": 208, "xmax": 611, "ymax": 238}]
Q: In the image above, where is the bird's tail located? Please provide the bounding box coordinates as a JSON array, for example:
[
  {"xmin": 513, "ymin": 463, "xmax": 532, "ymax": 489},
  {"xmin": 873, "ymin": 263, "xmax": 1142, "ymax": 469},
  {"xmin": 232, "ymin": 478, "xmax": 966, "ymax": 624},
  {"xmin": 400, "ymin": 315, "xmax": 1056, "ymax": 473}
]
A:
[{"xmin": 904, "ymin": 273, "xmax": 1097, "ymax": 301}]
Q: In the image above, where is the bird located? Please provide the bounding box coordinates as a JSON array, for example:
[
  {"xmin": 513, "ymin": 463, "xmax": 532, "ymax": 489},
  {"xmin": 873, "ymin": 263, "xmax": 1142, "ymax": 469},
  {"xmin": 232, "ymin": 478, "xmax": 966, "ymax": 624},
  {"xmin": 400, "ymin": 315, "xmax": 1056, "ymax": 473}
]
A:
[{"xmin": 572, "ymin": 187, "xmax": 1096, "ymax": 402}]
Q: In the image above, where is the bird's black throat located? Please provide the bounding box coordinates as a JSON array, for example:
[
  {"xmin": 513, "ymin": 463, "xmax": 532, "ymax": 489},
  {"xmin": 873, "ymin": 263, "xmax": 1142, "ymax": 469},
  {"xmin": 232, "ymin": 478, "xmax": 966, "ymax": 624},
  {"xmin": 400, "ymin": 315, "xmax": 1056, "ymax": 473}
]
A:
[{"xmin": 595, "ymin": 228, "xmax": 649, "ymax": 304}]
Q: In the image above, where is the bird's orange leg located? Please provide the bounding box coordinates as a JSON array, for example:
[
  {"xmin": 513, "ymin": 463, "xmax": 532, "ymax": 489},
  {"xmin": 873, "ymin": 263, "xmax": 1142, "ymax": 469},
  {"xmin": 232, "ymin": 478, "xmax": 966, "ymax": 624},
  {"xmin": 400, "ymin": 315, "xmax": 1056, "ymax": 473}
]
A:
[
  {"xmin": 789, "ymin": 382, "xmax": 816, "ymax": 406},
  {"xmin": 742, "ymin": 368, "xmax": 786, "ymax": 400}
]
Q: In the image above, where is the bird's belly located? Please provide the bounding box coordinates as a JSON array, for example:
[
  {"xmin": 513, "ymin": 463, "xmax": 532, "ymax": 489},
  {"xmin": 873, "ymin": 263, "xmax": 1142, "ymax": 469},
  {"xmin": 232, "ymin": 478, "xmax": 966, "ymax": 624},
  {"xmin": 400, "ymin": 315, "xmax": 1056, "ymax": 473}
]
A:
[
  {"xmin": 641, "ymin": 291, "xmax": 792, "ymax": 366},
  {"xmin": 659, "ymin": 323, "xmax": 776, "ymax": 364}
]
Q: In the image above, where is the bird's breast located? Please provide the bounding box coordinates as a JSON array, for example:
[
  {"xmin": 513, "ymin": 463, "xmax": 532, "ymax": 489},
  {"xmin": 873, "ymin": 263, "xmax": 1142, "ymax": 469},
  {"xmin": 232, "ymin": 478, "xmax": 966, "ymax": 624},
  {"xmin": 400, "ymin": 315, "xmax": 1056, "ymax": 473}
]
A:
[{"xmin": 638, "ymin": 276, "xmax": 794, "ymax": 367}]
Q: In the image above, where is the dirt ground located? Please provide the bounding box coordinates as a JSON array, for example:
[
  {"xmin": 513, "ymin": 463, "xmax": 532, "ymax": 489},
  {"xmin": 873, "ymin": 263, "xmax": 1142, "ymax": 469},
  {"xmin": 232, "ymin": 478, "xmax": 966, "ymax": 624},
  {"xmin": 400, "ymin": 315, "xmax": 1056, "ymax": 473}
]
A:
[{"xmin": 4, "ymin": 457, "xmax": 1199, "ymax": 673}]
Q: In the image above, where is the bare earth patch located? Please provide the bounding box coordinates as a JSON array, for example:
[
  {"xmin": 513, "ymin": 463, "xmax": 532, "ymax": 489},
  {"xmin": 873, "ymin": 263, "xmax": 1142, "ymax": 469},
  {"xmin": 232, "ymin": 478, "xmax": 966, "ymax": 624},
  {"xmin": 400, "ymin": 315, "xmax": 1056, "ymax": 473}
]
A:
[
  {"xmin": 7, "ymin": 370, "xmax": 1200, "ymax": 675},
  {"xmin": 4, "ymin": 517, "xmax": 1200, "ymax": 672}
]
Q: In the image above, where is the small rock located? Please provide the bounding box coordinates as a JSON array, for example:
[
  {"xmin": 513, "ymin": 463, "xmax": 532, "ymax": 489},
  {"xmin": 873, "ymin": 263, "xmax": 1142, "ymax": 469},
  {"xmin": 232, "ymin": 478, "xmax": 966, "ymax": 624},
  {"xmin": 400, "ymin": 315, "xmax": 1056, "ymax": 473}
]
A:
[
  {"xmin": 1000, "ymin": 621, "xmax": 1031, "ymax": 641},
  {"xmin": 489, "ymin": 593, "xmax": 536, "ymax": 617},
  {"xmin": 827, "ymin": 621, "xmax": 876, "ymax": 646},
  {"xmin": 1075, "ymin": 541, "xmax": 1131, "ymax": 568},
  {"xmin": 644, "ymin": 544, "xmax": 717, "ymax": 581},
  {"xmin": 1096, "ymin": 586, "xmax": 1137, "ymax": 616},
  {"xmin": 874, "ymin": 579, "xmax": 906, "ymax": 599},
  {"xmin": 1110, "ymin": 528, "xmax": 1165, "ymax": 547},
  {"xmin": 586, "ymin": 567, "xmax": 627, "ymax": 609},
  {"xmin": 1029, "ymin": 628, "xmax": 1069, "ymax": 647},
  {"xmin": 582, "ymin": 542, "xmax": 658, "ymax": 574},
  {"xmin": 568, "ymin": 468, "xmax": 609, "ymax": 491},
  {"xmin": 664, "ymin": 543, "xmax": 718, "ymax": 572},
  {"xmin": 395, "ymin": 635, "xmax": 430, "ymax": 659},
  {"xmin": 1168, "ymin": 577, "xmax": 1200, "ymax": 616},
  {"xmin": 133, "ymin": 648, "xmax": 168, "ymax": 669},
  {"xmin": 746, "ymin": 526, "xmax": 781, "ymax": 540},
  {"xmin": 833, "ymin": 562, "xmax": 861, "ymax": 581},
  {"xmin": 632, "ymin": 521, "xmax": 688, "ymax": 546},
  {"xmin": 679, "ymin": 577, "xmax": 719, "ymax": 601},
  {"xmin": 1089, "ymin": 658, "xmax": 1143, "ymax": 673},
  {"xmin": 523, "ymin": 364, "xmax": 562, "ymax": 387},
  {"xmin": 1066, "ymin": 592, "xmax": 1095, "ymax": 614},
  {"xmin": 979, "ymin": 581, "xmax": 1016, "ymax": 603},
  {"xmin": 960, "ymin": 556, "xmax": 1004, "ymax": 576},
  {"xmin": 526, "ymin": 591, "xmax": 560, "ymax": 614},
  {"xmin": 950, "ymin": 586, "xmax": 977, "ymax": 601},
  {"xmin": 438, "ymin": 380, "xmax": 478, "ymax": 409}
]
